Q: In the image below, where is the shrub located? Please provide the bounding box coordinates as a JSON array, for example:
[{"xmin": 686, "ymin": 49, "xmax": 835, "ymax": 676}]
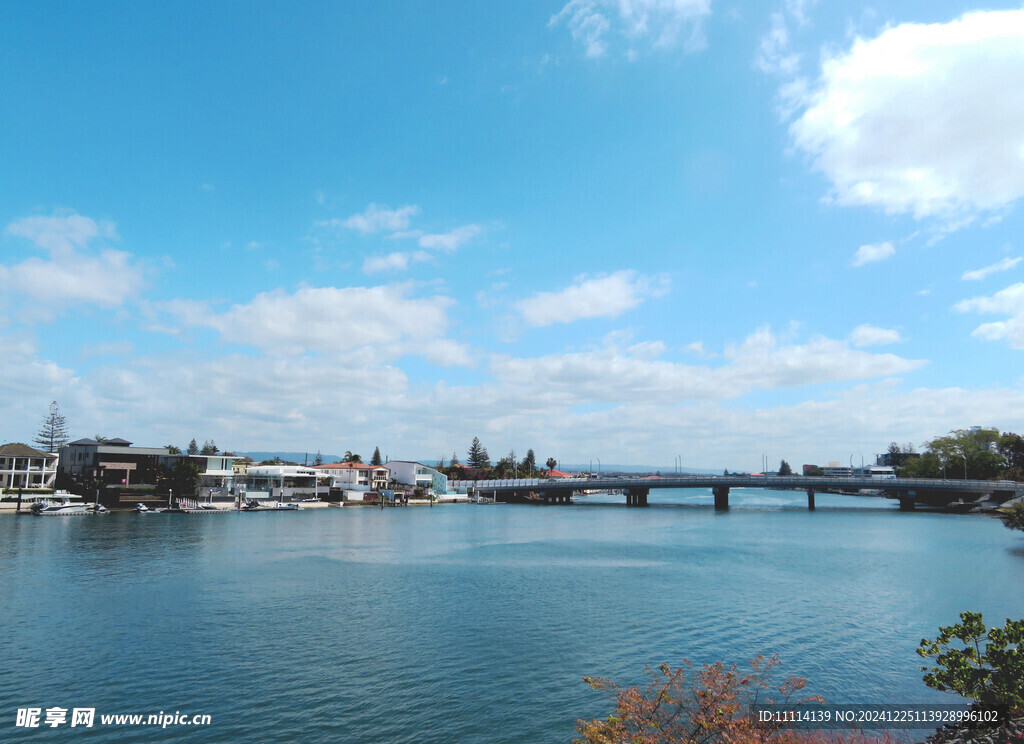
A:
[{"xmin": 917, "ymin": 611, "xmax": 1024, "ymax": 713}]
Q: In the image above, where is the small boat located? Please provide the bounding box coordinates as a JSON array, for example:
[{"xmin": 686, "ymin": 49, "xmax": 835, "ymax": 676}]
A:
[
  {"xmin": 135, "ymin": 503, "xmax": 164, "ymax": 514},
  {"xmin": 31, "ymin": 499, "xmax": 90, "ymax": 516},
  {"xmin": 241, "ymin": 498, "xmax": 301, "ymax": 511}
]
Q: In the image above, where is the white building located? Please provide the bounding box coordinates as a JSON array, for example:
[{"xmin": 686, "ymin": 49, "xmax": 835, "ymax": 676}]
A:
[
  {"xmin": 383, "ymin": 461, "xmax": 448, "ymax": 496},
  {"xmin": 310, "ymin": 462, "xmax": 389, "ymax": 491},
  {"xmin": 243, "ymin": 465, "xmax": 319, "ymax": 497},
  {"xmin": 0, "ymin": 443, "xmax": 58, "ymax": 491}
]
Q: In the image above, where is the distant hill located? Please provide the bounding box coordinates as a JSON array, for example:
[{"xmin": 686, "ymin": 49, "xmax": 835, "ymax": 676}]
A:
[
  {"xmin": 237, "ymin": 452, "xmax": 344, "ymax": 465},
  {"xmin": 558, "ymin": 463, "xmax": 719, "ymax": 476}
]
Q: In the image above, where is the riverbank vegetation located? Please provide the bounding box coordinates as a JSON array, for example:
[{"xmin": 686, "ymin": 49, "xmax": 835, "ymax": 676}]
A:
[{"xmin": 895, "ymin": 429, "xmax": 1024, "ymax": 481}]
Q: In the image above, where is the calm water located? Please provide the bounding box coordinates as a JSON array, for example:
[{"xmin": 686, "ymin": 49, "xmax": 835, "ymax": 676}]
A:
[{"xmin": 3, "ymin": 489, "xmax": 1023, "ymax": 743}]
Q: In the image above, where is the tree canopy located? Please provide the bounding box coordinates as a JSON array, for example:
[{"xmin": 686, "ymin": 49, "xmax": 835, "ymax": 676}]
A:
[
  {"xmin": 371, "ymin": 447, "xmax": 383, "ymax": 466},
  {"xmin": 467, "ymin": 437, "xmax": 490, "ymax": 469}
]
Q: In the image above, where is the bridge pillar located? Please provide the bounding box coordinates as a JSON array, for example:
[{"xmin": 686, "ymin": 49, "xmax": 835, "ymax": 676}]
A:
[
  {"xmin": 807, "ymin": 489, "xmax": 815, "ymax": 511},
  {"xmin": 713, "ymin": 486, "xmax": 729, "ymax": 510},
  {"xmin": 899, "ymin": 498, "xmax": 915, "ymax": 511},
  {"xmin": 625, "ymin": 488, "xmax": 649, "ymax": 507}
]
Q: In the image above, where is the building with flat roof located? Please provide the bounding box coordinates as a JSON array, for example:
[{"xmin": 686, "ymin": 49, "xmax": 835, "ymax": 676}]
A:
[
  {"xmin": 310, "ymin": 462, "xmax": 389, "ymax": 491},
  {"xmin": 0, "ymin": 443, "xmax": 58, "ymax": 490},
  {"xmin": 59, "ymin": 438, "xmax": 171, "ymax": 486}
]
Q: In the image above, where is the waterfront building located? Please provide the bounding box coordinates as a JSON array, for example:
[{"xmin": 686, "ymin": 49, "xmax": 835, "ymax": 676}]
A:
[
  {"xmin": 383, "ymin": 461, "xmax": 448, "ymax": 496},
  {"xmin": 243, "ymin": 465, "xmax": 318, "ymax": 497},
  {"xmin": 0, "ymin": 443, "xmax": 58, "ymax": 490},
  {"xmin": 59, "ymin": 438, "xmax": 171, "ymax": 486},
  {"xmin": 187, "ymin": 454, "xmax": 239, "ymax": 490},
  {"xmin": 310, "ymin": 462, "xmax": 389, "ymax": 491}
]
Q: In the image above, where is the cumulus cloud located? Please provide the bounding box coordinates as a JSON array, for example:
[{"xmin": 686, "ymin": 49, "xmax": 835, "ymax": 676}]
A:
[
  {"xmin": 417, "ymin": 224, "xmax": 482, "ymax": 252},
  {"xmin": 1, "ymin": 214, "xmax": 145, "ymax": 316},
  {"xmin": 550, "ymin": 0, "xmax": 712, "ymax": 58},
  {"xmin": 790, "ymin": 9, "xmax": 1024, "ymax": 219},
  {"xmin": 962, "ymin": 257, "xmax": 1021, "ymax": 281},
  {"xmin": 515, "ymin": 270, "xmax": 669, "ymax": 327},
  {"xmin": 849, "ymin": 324, "xmax": 902, "ymax": 347},
  {"xmin": 954, "ymin": 282, "xmax": 1024, "ymax": 348},
  {"xmin": 161, "ymin": 284, "xmax": 472, "ymax": 364},
  {"xmin": 852, "ymin": 242, "xmax": 894, "ymax": 267}
]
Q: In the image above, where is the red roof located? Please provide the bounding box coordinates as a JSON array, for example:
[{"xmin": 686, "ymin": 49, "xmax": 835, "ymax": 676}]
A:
[{"xmin": 547, "ymin": 468, "xmax": 572, "ymax": 478}]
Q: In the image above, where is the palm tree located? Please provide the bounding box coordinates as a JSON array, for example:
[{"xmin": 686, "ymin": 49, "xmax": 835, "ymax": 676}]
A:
[{"xmin": 343, "ymin": 451, "xmax": 362, "ymax": 463}]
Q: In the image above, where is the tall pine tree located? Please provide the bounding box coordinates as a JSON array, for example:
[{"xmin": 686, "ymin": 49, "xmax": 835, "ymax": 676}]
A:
[
  {"xmin": 34, "ymin": 401, "xmax": 69, "ymax": 452},
  {"xmin": 467, "ymin": 437, "xmax": 489, "ymax": 468},
  {"xmin": 371, "ymin": 446, "xmax": 382, "ymax": 466}
]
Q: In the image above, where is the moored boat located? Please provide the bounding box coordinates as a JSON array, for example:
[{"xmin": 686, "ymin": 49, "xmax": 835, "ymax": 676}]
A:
[{"xmin": 31, "ymin": 499, "xmax": 90, "ymax": 516}]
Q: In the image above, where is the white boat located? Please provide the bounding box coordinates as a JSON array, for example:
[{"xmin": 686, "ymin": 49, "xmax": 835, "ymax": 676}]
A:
[
  {"xmin": 241, "ymin": 498, "xmax": 300, "ymax": 511},
  {"xmin": 135, "ymin": 503, "xmax": 164, "ymax": 514},
  {"xmin": 31, "ymin": 499, "xmax": 90, "ymax": 516}
]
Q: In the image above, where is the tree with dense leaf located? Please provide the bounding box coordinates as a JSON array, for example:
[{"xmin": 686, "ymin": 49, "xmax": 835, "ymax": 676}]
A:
[
  {"xmin": 1000, "ymin": 501, "xmax": 1024, "ymax": 533},
  {"xmin": 778, "ymin": 459, "xmax": 792, "ymax": 476},
  {"xmin": 343, "ymin": 451, "xmax": 362, "ymax": 463},
  {"xmin": 33, "ymin": 401, "xmax": 69, "ymax": 452},
  {"xmin": 918, "ymin": 611, "xmax": 1024, "ymax": 713},
  {"xmin": 520, "ymin": 449, "xmax": 537, "ymax": 475},
  {"xmin": 575, "ymin": 655, "xmax": 888, "ymax": 744},
  {"xmin": 467, "ymin": 437, "xmax": 490, "ymax": 469},
  {"xmin": 187, "ymin": 438, "xmax": 199, "ymax": 455},
  {"xmin": 371, "ymin": 447, "xmax": 383, "ymax": 466},
  {"xmin": 201, "ymin": 440, "xmax": 219, "ymax": 455},
  {"xmin": 545, "ymin": 457, "xmax": 557, "ymax": 471},
  {"xmin": 166, "ymin": 445, "xmax": 182, "ymax": 455},
  {"xmin": 999, "ymin": 433, "xmax": 1024, "ymax": 482}
]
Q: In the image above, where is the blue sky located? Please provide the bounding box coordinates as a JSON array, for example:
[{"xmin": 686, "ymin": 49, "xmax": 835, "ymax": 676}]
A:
[{"xmin": 3, "ymin": 1, "xmax": 1024, "ymax": 470}]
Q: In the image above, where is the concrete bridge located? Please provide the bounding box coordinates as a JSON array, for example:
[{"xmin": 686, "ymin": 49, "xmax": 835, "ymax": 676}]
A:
[{"xmin": 451, "ymin": 475, "xmax": 1023, "ymax": 510}]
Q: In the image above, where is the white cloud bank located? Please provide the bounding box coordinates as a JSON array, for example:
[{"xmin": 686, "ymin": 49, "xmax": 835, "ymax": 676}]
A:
[
  {"xmin": 1, "ymin": 214, "xmax": 146, "ymax": 315},
  {"xmin": 515, "ymin": 270, "xmax": 669, "ymax": 327},
  {"xmin": 791, "ymin": 9, "xmax": 1024, "ymax": 219},
  {"xmin": 550, "ymin": 0, "xmax": 712, "ymax": 58}
]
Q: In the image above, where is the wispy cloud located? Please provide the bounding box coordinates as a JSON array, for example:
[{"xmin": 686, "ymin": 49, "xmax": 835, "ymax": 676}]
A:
[
  {"xmin": 962, "ymin": 256, "xmax": 1021, "ymax": 281},
  {"xmin": 849, "ymin": 324, "xmax": 902, "ymax": 347},
  {"xmin": 550, "ymin": 0, "xmax": 712, "ymax": 59},
  {"xmin": 362, "ymin": 251, "xmax": 433, "ymax": 274},
  {"xmin": 954, "ymin": 282, "xmax": 1024, "ymax": 348},
  {"xmin": 325, "ymin": 203, "xmax": 421, "ymax": 235}
]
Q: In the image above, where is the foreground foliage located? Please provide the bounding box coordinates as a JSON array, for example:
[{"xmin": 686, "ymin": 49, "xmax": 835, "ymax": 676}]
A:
[
  {"xmin": 918, "ymin": 611, "xmax": 1024, "ymax": 714},
  {"xmin": 1000, "ymin": 501, "xmax": 1024, "ymax": 533},
  {"xmin": 575, "ymin": 655, "xmax": 890, "ymax": 744}
]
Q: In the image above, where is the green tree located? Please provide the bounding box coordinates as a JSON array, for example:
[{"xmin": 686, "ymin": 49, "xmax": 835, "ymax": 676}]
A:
[
  {"xmin": 200, "ymin": 439, "xmax": 219, "ymax": 455},
  {"xmin": 998, "ymin": 433, "xmax": 1024, "ymax": 481},
  {"xmin": 467, "ymin": 437, "xmax": 489, "ymax": 469},
  {"xmin": 899, "ymin": 452, "xmax": 942, "ymax": 478},
  {"xmin": 371, "ymin": 447, "xmax": 383, "ymax": 466},
  {"xmin": 917, "ymin": 611, "xmax": 1024, "ymax": 713},
  {"xmin": 545, "ymin": 457, "xmax": 557, "ymax": 471},
  {"xmin": 924, "ymin": 428, "xmax": 1004, "ymax": 480},
  {"xmin": 187, "ymin": 438, "xmax": 199, "ymax": 455},
  {"xmin": 1000, "ymin": 501, "xmax": 1024, "ymax": 533},
  {"xmin": 778, "ymin": 459, "xmax": 792, "ymax": 476},
  {"xmin": 33, "ymin": 401, "xmax": 69, "ymax": 452},
  {"xmin": 166, "ymin": 459, "xmax": 201, "ymax": 503},
  {"xmin": 343, "ymin": 450, "xmax": 362, "ymax": 463},
  {"xmin": 520, "ymin": 449, "xmax": 537, "ymax": 475},
  {"xmin": 166, "ymin": 444, "xmax": 182, "ymax": 455}
]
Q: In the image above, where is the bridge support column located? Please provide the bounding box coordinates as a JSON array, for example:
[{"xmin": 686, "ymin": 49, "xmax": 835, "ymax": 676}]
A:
[
  {"xmin": 899, "ymin": 498, "xmax": 915, "ymax": 511},
  {"xmin": 713, "ymin": 486, "xmax": 730, "ymax": 510},
  {"xmin": 625, "ymin": 488, "xmax": 649, "ymax": 507},
  {"xmin": 807, "ymin": 489, "xmax": 815, "ymax": 511}
]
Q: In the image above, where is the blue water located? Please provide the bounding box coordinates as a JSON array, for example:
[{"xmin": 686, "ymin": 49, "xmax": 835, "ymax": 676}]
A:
[{"xmin": 2, "ymin": 490, "xmax": 1023, "ymax": 743}]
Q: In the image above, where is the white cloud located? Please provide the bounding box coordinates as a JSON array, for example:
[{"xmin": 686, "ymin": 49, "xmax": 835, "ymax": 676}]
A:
[
  {"xmin": 550, "ymin": 0, "xmax": 712, "ymax": 58},
  {"xmin": 162, "ymin": 284, "xmax": 470, "ymax": 364},
  {"xmin": 849, "ymin": 324, "xmax": 902, "ymax": 347},
  {"xmin": 791, "ymin": 9, "xmax": 1024, "ymax": 219},
  {"xmin": 954, "ymin": 282, "xmax": 1024, "ymax": 349},
  {"xmin": 417, "ymin": 224, "xmax": 482, "ymax": 253},
  {"xmin": 362, "ymin": 251, "xmax": 432, "ymax": 274},
  {"xmin": 489, "ymin": 325, "xmax": 924, "ymax": 405},
  {"xmin": 1, "ymin": 214, "xmax": 145, "ymax": 316},
  {"xmin": 756, "ymin": 12, "xmax": 800, "ymax": 75},
  {"xmin": 333, "ymin": 203, "xmax": 421, "ymax": 234},
  {"xmin": 962, "ymin": 257, "xmax": 1021, "ymax": 281},
  {"xmin": 515, "ymin": 270, "xmax": 669, "ymax": 327},
  {"xmin": 851, "ymin": 241, "xmax": 894, "ymax": 267}
]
